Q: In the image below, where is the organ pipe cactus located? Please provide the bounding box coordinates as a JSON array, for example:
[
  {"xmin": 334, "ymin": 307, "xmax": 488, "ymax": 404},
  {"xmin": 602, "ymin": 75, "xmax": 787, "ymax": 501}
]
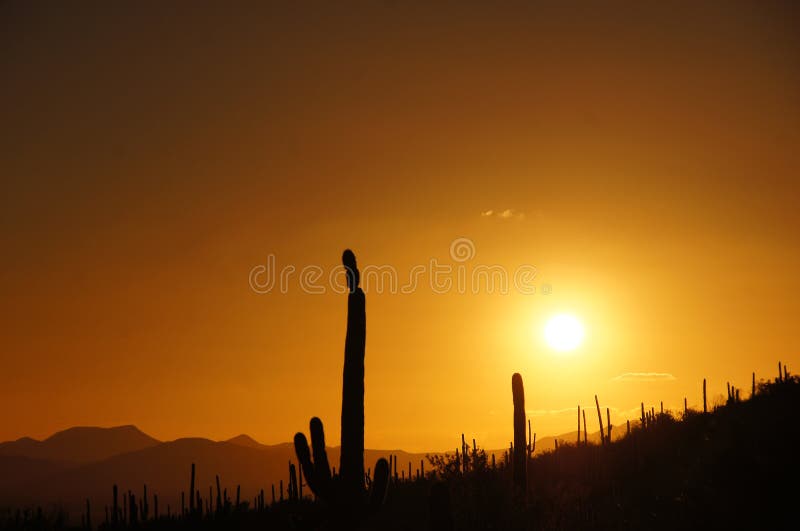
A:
[{"xmin": 294, "ymin": 250, "xmax": 389, "ymax": 516}]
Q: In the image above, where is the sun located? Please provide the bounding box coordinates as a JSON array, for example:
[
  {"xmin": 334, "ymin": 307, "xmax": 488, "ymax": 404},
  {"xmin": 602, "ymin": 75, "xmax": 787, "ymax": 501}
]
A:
[{"xmin": 544, "ymin": 314, "xmax": 585, "ymax": 352}]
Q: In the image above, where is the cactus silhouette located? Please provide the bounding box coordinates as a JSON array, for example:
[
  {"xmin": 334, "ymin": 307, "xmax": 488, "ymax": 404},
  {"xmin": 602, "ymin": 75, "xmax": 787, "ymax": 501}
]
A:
[
  {"xmin": 294, "ymin": 250, "xmax": 389, "ymax": 518},
  {"xmin": 582, "ymin": 410, "xmax": 587, "ymax": 444},
  {"xmin": 512, "ymin": 373, "xmax": 527, "ymax": 501},
  {"xmin": 595, "ymin": 395, "xmax": 605, "ymax": 444},
  {"xmin": 189, "ymin": 463, "xmax": 195, "ymax": 514},
  {"xmin": 112, "ymin": 485, "xmax": 118, "ymax": 525},
  {"xmin": 340, "ymin": 248, "xmax": 365, "ymax": 498},
  {"xmin": 703, "ymin": 378, "xmax": 708, "ymax": 413}
]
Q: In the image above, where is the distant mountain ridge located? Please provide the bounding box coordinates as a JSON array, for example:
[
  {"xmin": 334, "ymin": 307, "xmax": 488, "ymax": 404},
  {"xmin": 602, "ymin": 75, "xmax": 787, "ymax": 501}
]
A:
[
  {"xmin": 0, "ymin": 425, "xmax": 160, "ymax": 465},
  {"xmin": 225, "ymin": 434, "xmax": 268, "ymax": 450},
  {"xmin": 0, "ymin": 424, "xmax": 600, "ymax": 466},
  {"xmin": 0, "ymin": 423, "xmax": 610, "ymax": 522}
]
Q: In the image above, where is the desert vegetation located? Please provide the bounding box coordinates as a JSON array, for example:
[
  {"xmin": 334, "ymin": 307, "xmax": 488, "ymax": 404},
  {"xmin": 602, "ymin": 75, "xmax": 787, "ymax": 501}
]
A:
[{"xmin": 1, "ymin": 251, "xmax": 797, "ymax": 530}]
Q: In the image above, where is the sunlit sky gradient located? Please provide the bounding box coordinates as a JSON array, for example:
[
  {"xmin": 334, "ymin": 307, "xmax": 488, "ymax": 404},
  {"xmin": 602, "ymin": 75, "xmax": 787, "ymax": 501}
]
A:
[{"xmin": 2, "ymin": 1, "xmax": 799, "ymax": 452}]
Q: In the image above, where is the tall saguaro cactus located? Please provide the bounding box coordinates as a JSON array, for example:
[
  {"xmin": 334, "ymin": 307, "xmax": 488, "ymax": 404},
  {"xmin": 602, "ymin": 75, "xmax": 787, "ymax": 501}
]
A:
[
  {"xmin": 294, "ymin": 250, "xmax": 389, "ymax": 516},
  {"xmin": 595, "ymin": 395, "xmax": 605, "ymax": 445},
  {"xmin": 582, "ymin": 410, "xmax": 587, "ymax": 445},
  {"xmin": 512, "ymin": 373, "xmax": 527, "ymax": 500},
  {"xmin": 703, "ymin": 378, "xmax": 708, "ymax": 413},
  {"xmin": 341, "ymin": 249, "xmax": 366, "ymax": 497}
]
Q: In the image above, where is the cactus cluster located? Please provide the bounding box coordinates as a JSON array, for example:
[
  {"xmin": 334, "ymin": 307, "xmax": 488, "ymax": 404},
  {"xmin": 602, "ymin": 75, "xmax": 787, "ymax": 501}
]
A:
[
  {"xmin": 28, "ymin": 245, "xmax": 797, "ymax": 530},
  {"xmin": 293, "ymin": 250, "xmax": 389, "ymax": 519}
]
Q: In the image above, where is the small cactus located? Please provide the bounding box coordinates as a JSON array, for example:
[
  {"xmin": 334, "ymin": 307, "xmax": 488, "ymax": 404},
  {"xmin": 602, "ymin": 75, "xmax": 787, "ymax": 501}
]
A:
[
  {"xmin": 215, "ymin": 476, "xmax": 222, "ymax": 512},
  {"xmin": 288, "ymin": 462, "xmax": 298, "ymax": 501},
  {"xmin": 189, "ymin": 464, "xmax": 195, "ymax": 513},
  {"xmin": 703, "ymin": 378, "xmax": 707, "ymax": 413},
  {"xmin": 582, "ymin": 411, "xmax": 587, "ymax": 444},
  {"xmin": 112, "ymin": 485, "xmax": 118, "ymax": 525}
]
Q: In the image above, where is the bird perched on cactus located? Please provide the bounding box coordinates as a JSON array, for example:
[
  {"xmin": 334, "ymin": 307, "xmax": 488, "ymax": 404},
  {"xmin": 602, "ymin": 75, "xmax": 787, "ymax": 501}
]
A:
[{"xmin": 294, "ymin": 249, "xmax": 389, "ymax": 521}]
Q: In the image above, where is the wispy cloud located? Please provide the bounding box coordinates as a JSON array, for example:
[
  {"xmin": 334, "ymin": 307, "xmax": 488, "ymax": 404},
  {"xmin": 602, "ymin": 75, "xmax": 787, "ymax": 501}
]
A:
[
  {"xmin": 528, "ymin": 405, "xmax": 635, "ymax": 417},
  {"xmin": 481, "ymin": 208, "xmax": 525, "ymax": 220},
  {"xmin": 527, "ymin": 407, "xmax": 578, "ymax": 417},
  {"xmin": 612, "ymin": 372, "xmax": 676, "ymax": 382}
]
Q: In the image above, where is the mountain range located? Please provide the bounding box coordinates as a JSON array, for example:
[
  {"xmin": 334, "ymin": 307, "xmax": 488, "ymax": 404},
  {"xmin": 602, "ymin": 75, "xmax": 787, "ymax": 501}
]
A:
[{"xmin": 0, "ymin": 424, "xmax": 608, "ymax": 518}]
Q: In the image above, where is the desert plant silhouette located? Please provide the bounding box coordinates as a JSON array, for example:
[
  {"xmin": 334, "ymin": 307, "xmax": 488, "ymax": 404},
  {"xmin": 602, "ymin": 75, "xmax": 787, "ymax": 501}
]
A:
[
  {"xmin": 1, "ymin": 367, "xmax": 799, "ymax": 530},
  {"xmin": 511, "ymin": 373, "xmax": 527, "ymax": 503},
  {"xmin": 293, "ymin": 250, "xmax": 389, "ymax": 524}
]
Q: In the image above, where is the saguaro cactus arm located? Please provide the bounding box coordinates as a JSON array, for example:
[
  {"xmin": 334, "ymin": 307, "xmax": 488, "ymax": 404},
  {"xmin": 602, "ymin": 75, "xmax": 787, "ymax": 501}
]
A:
[
  {"xmin": 294, "ymin": 417, "xmax": 333, "ymax": 501},
  {"xmin": 368, "ymin": 457, "xmax": 390, "ymax": 509}
]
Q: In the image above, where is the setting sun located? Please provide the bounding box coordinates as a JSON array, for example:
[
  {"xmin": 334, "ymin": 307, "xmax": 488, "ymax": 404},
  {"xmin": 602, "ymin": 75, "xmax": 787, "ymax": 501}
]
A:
[
  {"xmin": 544, "ymin": 314, "xmax": 585, "ymax": 352},
  {"xmin": 1, "ymin": 3, "xmax": 799, "ymax": 529}
]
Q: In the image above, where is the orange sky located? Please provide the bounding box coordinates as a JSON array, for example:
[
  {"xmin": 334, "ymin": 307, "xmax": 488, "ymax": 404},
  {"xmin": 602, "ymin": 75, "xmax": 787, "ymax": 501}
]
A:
[{"xmin": 1, "ymin": 1, "xmax": 799, "ymax": 452}]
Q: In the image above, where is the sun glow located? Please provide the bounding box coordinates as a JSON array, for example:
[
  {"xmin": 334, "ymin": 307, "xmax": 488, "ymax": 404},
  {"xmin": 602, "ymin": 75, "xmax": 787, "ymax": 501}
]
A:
[{"xmin": 544, "ymin": 314, "xmax": 585, "ymax": 352}]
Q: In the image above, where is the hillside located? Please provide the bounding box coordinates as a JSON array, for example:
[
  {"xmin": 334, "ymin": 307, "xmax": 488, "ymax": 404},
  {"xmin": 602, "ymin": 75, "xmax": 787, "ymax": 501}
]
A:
[
  {"xmin": 2, "ymin": 379, "xmax": 796, "ymax": 529},
  {"xmin": 396, "ymin": 377, "xmax": 800, "ymax": 530}
]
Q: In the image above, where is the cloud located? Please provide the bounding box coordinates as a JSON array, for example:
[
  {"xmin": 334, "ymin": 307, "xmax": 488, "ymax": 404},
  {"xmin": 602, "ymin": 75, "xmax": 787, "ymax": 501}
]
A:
[
  {"xmin": 528, "ymin": 405, "xmax": 637, "ymax": 417},
  {"xmin": 612, "ymin": 372, "xmax": 676, "ymax": 382},
  {"xmin": 481, "ymin": 208, "xmax": 525, "ymax": 220},
  {"xmin": 527, "ymin": 407, "xmax": 578, "ymax": 417}
]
